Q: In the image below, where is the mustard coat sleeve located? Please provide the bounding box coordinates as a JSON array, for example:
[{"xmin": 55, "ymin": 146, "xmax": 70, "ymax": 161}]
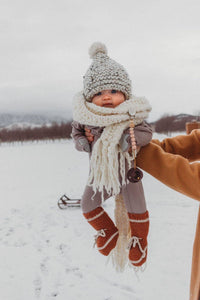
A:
[
  {"xmin": 136, "ymin": 130, "xmax": 200, "ymax": 201},
  {"xmin": 190, "ymin": 208, "xmax": 200, "ymax": 300},
  {"xmin": 136, "ymin": 129, "xmax": 200, "ymax": 300},
  {"xmin": 152, "ymin": 129, "xmax": 200, "ymax": 162}
]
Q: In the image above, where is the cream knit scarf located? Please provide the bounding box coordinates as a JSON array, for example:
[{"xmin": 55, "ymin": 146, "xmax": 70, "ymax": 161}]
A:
[{"xmin": 73, "ymin": 92, "xmax": 151, "ymax": 199}]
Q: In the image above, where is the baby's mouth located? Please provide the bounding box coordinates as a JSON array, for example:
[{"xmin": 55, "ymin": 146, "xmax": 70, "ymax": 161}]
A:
[{"xmin": 103, "ymin": 103, "xmax": 114, "ymax": 108}]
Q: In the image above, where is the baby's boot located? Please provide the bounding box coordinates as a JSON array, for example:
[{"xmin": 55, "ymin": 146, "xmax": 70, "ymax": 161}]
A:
[
  {"xmin": 127, "ymin": 211, "xmax": 149, "ymax": 267},
  {"xmin": 83, "ymin": 206, "xmax": 119, "ymax": 256}
]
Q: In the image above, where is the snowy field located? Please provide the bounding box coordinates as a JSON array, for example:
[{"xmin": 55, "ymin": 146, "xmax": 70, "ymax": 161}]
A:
[{"xmin": 0, "ymin": 133, "xmax": 199, "ymax": 300}]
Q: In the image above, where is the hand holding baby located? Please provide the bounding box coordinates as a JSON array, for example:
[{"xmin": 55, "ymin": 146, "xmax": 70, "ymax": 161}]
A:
[{"xmin": 85, "ymin": 127, "xmax": 94, "ymax": 143}]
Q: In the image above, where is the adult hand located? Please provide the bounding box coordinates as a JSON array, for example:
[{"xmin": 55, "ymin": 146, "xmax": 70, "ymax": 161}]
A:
[{"xmin": 85, "ymin": 127, "xmax": 94, "ymax": 143}]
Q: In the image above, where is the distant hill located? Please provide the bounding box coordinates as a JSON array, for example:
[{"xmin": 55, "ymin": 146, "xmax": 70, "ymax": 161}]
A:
[
  {"xmin": 0, "ymin": 113, "xmax": 72, "ymax": 130},
  {"xmin": 153, "ymin": 113, "xmax": 200, "ymax": 133},
  {"xmin": 0, "ymin": 112, "xmax": 199, "ymax": 134}
]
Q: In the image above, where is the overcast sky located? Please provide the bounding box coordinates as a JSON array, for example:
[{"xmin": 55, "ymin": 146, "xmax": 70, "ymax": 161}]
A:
[{"xmin": 0, "ymin": 0, "xmax": 199, "ymax": 121}]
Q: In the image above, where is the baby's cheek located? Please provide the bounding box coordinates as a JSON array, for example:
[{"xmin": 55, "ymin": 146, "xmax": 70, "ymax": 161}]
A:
[{"xmin": 92, "ymin": 98, "xmax": 103, "ymax": 107}]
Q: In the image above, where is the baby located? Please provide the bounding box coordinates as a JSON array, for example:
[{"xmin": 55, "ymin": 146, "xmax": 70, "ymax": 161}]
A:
[{"xmin": 72, "ymin": 42, "xmax": 152, "ymax": 267}]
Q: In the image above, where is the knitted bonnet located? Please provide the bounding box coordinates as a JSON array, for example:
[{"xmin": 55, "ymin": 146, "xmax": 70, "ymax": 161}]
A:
[{"xmin": 83, "ymin": 42, "xmax": 132, "ymax": 101}]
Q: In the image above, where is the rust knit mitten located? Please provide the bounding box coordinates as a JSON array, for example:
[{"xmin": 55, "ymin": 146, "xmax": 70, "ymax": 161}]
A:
[
  {"xmin": 83, "ymin": 207, "xmax": 119, "ymax": 256},
  {"xmin": 128, "ymin": 211, "xmax": 149, "ymax": 267}
]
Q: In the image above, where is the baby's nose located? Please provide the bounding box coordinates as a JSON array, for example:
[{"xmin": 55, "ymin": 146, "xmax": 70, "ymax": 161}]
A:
[{"xmin": 103, "ymin": 93, "xmax": 111, "ymax": 100}]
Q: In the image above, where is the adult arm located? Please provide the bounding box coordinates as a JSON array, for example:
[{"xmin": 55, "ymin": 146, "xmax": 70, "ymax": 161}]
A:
[
  {"xmin": 139, "ymin": 129, "xmax": 200, "ymax": 300},
  {"xmin": 137, "ymin": 142, "xmax": 200, "ymax": 201},
  {"xmin": 152, "ymin": 129, "xmax": 200, "ymax": 162}
]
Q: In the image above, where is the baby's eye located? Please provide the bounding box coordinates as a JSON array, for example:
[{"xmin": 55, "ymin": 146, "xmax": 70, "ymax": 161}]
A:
[
  {"xmin": 96, "ymin": 92, "xmax": 102, "ymax": 96},
  {"xmin": 111, "ymin": 90, "xmax": 117, "ymax": 94}
]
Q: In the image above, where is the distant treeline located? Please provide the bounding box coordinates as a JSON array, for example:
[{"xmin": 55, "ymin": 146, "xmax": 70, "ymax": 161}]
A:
[
  {"xmin": 0, "ymin": 122, "xmax": 72, "ymax": 143},
  {"xmin": 154, "ymin": 114, "xmax": 200, "ymax": 134},
  {"xmin": 0, "ymin": 114, "xmax": 199, "ymax": 143}
]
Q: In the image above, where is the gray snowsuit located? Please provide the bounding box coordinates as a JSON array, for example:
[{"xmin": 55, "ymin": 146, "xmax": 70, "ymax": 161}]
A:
[{"xmin": 71, "ymin": 121, "xmax": 152, "ymax": 214}]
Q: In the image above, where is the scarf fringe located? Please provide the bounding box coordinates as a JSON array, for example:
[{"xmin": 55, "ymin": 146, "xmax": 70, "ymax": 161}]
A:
[
  {"xmin": 87, "ymin": 122, "xmax": 132, "ymax": 200},
  {"xmin": 111, "ymin": 194, "xmax": 130, "ymax": 272}
]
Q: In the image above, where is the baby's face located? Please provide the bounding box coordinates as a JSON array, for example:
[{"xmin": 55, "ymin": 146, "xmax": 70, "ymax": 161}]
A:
[{"xmin": 91, "ymin": 89, "xmax": 125, "ymax": 108}]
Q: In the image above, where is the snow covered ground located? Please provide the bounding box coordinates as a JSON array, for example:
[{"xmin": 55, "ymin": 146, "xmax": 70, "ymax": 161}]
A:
[{"xmin": 0, "ymin": 134, "xmax": 199, "ymax": 300}]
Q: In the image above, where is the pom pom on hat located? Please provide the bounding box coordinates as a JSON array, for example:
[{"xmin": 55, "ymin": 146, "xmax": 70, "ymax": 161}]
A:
[{"xmin": 89, "ymin": 42, "xmax": 108, "ymax": 59}]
